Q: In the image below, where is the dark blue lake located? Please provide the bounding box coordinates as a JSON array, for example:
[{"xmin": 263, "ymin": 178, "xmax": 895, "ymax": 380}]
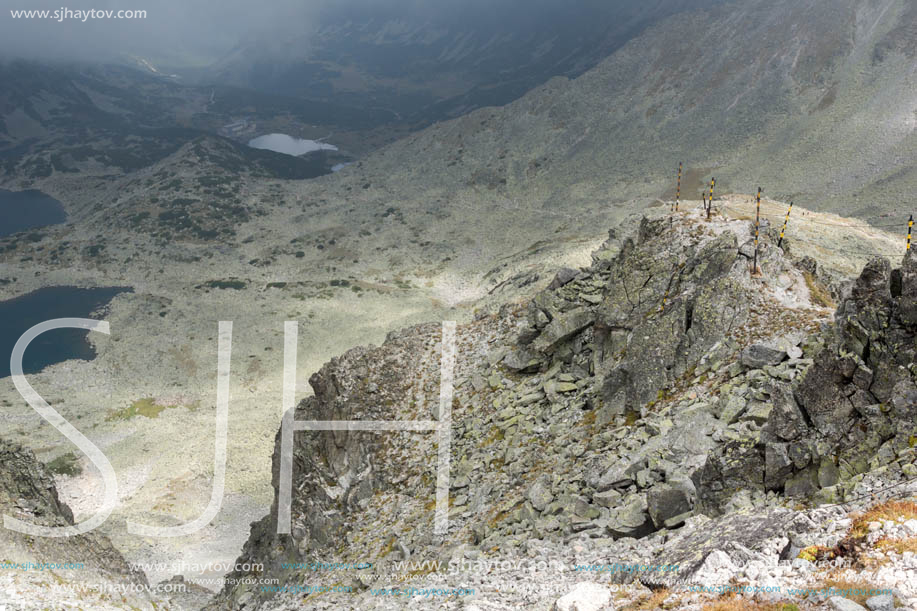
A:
[
  {"xmin": 0, "ymin": 286, "xmax": 132, "ymax": 378},
  {"xmin": 0, "ymin": 188, "xmax": 67, "ymax": 237}
]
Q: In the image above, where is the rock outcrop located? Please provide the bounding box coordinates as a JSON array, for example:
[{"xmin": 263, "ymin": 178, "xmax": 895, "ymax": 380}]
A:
[
  {"xmin": 695, "ymin": 253, "xmax": 917, "ymax": 514},
  {"xmin": 0, "ymin": 439, "xmax": 160, "ymax": 610},
  {"xmin": 211, "ymin": 208, "xmax": 917, "ymax": 610}
]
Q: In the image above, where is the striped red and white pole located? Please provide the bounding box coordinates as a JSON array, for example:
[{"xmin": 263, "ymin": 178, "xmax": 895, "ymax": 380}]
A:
[
  {"xmin": 752, "ymin": 187, "xmax": 762, "ymax": 274},
  {"xmin": 777, "ymin": 201, "xmax": 793, "ymax": 249}
]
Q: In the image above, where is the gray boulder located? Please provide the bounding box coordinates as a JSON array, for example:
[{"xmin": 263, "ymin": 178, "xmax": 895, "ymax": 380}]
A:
[
  {"xmin": 741, "ymin": 344, "xmax": 787, "ymax": 369},
  {"xmin": 794, "ymin": 355, "xmax": 854, "ymax": 438},
  {"xmin": 647, "ymin": 483, "xmax": 693, "ymax": 529},
  {"xmin": 865, "ymin": 594, "xmax": 895, "ymax": 611},
  {"xmin": 849, "ymin": 256, "xmax": 892, "ymax": 309},
  {"xmin": 718, "ymin": 394, "xmax": 748, "ymax": 424},
  {"xmin": 592, "ymin": 489, "xmax": 622, "ymax": 509},
  {"xmin": 828, "ymin": 597, "xmax": 868, "ymax": 611},
  {"xmin": 607, "ymin": 494, "xmax": 654, "ymax": 539},
  {"xmin": 591, "ymin": 457, "xmax": 644, "ymax": 492},
  {"xmin": 599, "ymin": 368, "xmax": 630, "ymax": 419},
  {"xmin": 548, "ymin": 267, "xmax": 579, "ymax": 290},
  {"xmin": 553, "ymin": 582, "xmax": 611, "ymax": 611},
  {"xmin": 532, "ymin": 307, "xmax": 594, "ymax": 354},
  {"xmin": 525, "ymin": 476, "xmax": 554, "ymax": 513},
  {"xmin": 645, "ymin": 507, "xmax": 814, "ymax": 588},
  {"xmin": 764, "ymin": 443, "xmax": 795, "ymax": 491},
  {"xmin": 502, "ymin": 348, "xmax": 542, "ymax": 373},
  {"xmin": 694, "ymin": 437, "xmax": 764, "ymax": 514},
  {"xmin": 784, "ymin": 467, "xmax": 819, "ymax": 498},
  {"xmin": 763, "ymin": 383, "xmax": 808, "ymax": 441}
]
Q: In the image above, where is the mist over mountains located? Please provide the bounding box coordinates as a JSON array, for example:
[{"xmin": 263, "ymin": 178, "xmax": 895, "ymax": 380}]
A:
[
  {"xmin": 1, "ymin": 0, "xmax": 733, "ymax": 141},
  {"xmin": 203, "ymin": 0, "xmax": 728, "ymax": 125},
  {"xmin": 5, "ymin": 0, "xmax": 916, "ymax": 233},
  {"xmin": 1, "ymin": 1, "xmax": 917, "ymax": 609}
]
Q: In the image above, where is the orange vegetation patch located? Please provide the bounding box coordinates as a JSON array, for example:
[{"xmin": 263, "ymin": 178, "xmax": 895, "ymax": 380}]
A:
[
  {"xmin": 874, "ymin": 536, "xmax": 917, "ymax": 556},
  {"xmin": 849, "ymin": 500, "xmax": 917, "ymax": 539},
  {"xmin": 701, "ymin": 597, "xmax": 795, "ymax": 611},
  {"xmin": 623, "ymin": 588, "xmax": 671, "ymax": 610},
  {"xmin": 833, "ymin": 499, "xmax": 917, "ymax": 565}
]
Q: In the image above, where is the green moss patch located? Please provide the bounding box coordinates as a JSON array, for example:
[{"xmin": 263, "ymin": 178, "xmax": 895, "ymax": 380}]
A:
[
  {"xmin": 106, "ymin": 397, "xmax": 180, "ymax": 421},
  {"xmin": 47, "ymin": 452, "xmax": 82, "ymax": 477}
]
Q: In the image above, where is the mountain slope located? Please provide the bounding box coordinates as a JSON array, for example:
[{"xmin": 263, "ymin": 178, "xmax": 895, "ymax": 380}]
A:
[
  {"xmin": 211, "ymin": 204, "xmax": 917, "ymax": 610},
  {"xmin": 2, "ymin": 1, "xmax": 917, "ymax": 602},
  {"xmin": 289, "ymin": 0, "xmax": 917, "ymax": 260},
  {"xmin": 7, "ymin": 0, "xmax": 917, "ymax": 281},
  {"xmin": 204, "ymin": 0, "xmax": 727, "ymax": 125}
]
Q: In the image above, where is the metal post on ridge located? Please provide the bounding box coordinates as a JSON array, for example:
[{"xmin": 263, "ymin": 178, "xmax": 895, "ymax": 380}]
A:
[
  {"xmin": 707, "ymin": 177, "xmax": 716, "ymax": 220},
  {"xmin": 777, "ymin": 201, "xmax": 793, "ymax": 249},
  {"xmin": 675, "ymin": 162, "xmax": 682, "ymax": 212},
  {"xmin": 752, "ymin": 187, "xmax": 762, "ymax": 275},
  {"xmin": 908, "ymin": 215, "xmax": 913, "ymax": 254}
]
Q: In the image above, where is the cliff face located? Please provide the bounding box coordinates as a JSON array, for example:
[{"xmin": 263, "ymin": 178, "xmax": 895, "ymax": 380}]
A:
[
  {"xmin": 0, "ymin": 439, "xmax": 157, "ymax": 609},
  {"xmin": 210, "ymin": 204, "xmax": 917, "ymax": 610},
  {"xmin": 696, "ymin": 250, "xmax": 917, "ymax": 514},
  {"xmin": 785, "ymin": 256, "xmax": 916, "ymax": 486}
]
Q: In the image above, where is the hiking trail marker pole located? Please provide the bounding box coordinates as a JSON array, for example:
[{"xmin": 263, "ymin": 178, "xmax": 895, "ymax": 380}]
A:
[
  {"xmin": 703, "ymin": 192, "xmax": 707, "ymax": 216},
  {"xmin": 708, "ymin": 177, "xmax": 716, "ymax": 220},
  {"xmin": 752, "ymin": 187, "xmax": 762, "ymax": 275},
  {"xmin": 908, "ymin": 215, "xmax": 913, "ymax": 253},
  {"xmin": 777, "ymin": 201, "xmax": 793, "ymax": 249},
  {"xmin": 676, "ymin": 162, "xmax": 682, "ymax": 212}
]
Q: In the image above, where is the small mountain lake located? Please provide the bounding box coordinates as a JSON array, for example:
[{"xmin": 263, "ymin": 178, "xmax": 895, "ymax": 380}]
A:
[
  {"xmin": 248, "ymin": 133, "xmax": 338, "ymax": 157},
  {"xmin": 0, "ymin": 189, "xmax": 67, "ymax": 237},
  {"xmin": 0, "ymin": 286, "xmax": 132, "ymax": 378}
]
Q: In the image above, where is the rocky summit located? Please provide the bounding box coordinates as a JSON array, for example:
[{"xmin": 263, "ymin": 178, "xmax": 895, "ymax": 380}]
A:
[{"xmin": 203, "ymin": 205, "xmax": 917, "ymax": 610}]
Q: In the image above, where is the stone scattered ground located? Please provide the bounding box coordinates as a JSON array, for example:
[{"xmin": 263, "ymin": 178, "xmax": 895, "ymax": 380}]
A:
[
  {"xmin": 5, "ymin": 1, "xmax": 917, "ymax": 589},
  {"xmin": 206, "ymin": 204, "xmax": 917, "ymax": 610},
  {"xmin": 0, "ymin": 440, "xmax": 178, "ymax": 610},
  {"xmin": 2, "ymin": 199, "xmax": 916, "ymax": 610},
  {"xmin": 0, "ymin": 136, "xmax": 613, "ymax": 591}
]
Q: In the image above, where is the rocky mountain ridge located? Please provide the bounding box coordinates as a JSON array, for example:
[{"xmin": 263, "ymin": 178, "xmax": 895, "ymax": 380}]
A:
[
  {"xmin": 1, "ymin": 1, "xmax": 917, "ymax": 604},
  {"xmin": 208, "ymin": 204, "xmax": 917, "ymax": 610}
]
